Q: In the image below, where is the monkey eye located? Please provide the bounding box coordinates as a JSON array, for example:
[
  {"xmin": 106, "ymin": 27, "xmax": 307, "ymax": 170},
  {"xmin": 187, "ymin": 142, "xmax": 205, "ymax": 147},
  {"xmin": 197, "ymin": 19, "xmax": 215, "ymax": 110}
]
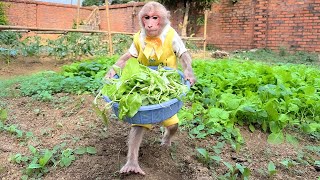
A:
[
  {"xmin": 144, "ymin": 16, "xmax": 150, "ymax": 20},
  {"xmin": 152, "ymin": 16, "xmax": 158, "ymax": 20}
]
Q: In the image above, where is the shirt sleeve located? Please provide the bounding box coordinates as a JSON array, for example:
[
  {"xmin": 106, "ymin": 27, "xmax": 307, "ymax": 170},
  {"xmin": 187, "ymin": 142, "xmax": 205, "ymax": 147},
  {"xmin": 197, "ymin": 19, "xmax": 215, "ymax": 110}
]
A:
[
  {"xmin": 172, "ymin": 31, "xmax": 188, "ymax": 57},
  {"xmin": 128, "ymin": 43, "xmax": 138, "ymax": 58}
]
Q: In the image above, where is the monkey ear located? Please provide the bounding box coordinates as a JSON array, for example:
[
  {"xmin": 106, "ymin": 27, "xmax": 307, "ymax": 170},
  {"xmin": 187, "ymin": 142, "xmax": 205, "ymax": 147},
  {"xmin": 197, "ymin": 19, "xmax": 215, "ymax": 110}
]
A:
[{"xmin": 166, "ymin": 10, "xmax": 171, "ymax": 19}]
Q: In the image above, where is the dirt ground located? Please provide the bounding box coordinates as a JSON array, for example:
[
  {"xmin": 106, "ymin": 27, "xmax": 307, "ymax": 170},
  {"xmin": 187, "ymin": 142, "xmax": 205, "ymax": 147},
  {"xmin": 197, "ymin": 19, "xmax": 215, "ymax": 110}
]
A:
[{"xmin": 0, "ymin": 57, "xmax": 319, "ymax": 180}]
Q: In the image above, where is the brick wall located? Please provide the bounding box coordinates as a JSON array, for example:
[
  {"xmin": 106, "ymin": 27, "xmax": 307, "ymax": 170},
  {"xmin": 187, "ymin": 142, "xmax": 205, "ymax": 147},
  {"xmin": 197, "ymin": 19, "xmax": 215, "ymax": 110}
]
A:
[
  {"xmin": 2, "ymin": 0, "xmax": 145, "ymax": 31},
  {"xmin": 2, "ymin": 0, "xmax": 320, "ymax": 52},
  {"xmin": 207, "ymin": 0, "xmax": 320, "ymax": 52}
]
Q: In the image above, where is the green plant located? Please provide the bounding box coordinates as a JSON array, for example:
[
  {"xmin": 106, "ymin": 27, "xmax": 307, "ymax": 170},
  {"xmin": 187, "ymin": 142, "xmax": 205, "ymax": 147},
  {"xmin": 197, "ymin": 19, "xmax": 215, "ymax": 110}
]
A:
[
  {"xmin": 0, "ymin": 31, "xmax": 22, "ymax": 46},
  {"xmin": 0, "ymin": 108, "xmax": 7, "ymax": 123},
  {"xmin": 100, "ymin": 58, "xmax": 188, "ymax": 120},
  {"xmin": 0, "ymin": 31, "xmax": 21, "ymax": 63},
  {"xmin": 112, "ymin": 34, "xmax": 133, "ymax": 55},
  {"xmin": 47, "ymin": 32, "xmax": 108, "ymax": 60},
  {"xmin": 0, "ymin": 121, "xmax": 36, "ymax": 142},
  {"xmin": 196, "ymin": 148, "xmax": 221, "ymax": 166},
  {"xmin": 10, "ymin": 143, "xmax": 97, "ymax": 178},
  {"xmin": 219, "ymin": 162, "xmax": 250, "ymax": 180},
  {"xmin": 0, "ymin": 2, "xmax": 8, "ymax": 25},
  {"xmin": 280, "ymin": 159, "xmax": 299, "ymax": 169},
  {"xmin": 206, "ymin": 44, "xmax": 218, "ymax": 51},
  {"xmin": 231, "ymin": 48, "xmax": 320, "ymax": 65},
  {"xmin": 20, "ymin": 36, "xmax": 43, "ymax": 57},
  {"xmin": 180, "ymin": 59, "xmax": 320, "ymax": 146},
  {"xmin": 268, "ymin": 161, "xmax": 277, "ymax": 176},
  {"xmin": 185, "ymin": 40, "xmax": 199, "ymax": 51},
  {"xmin": 279, "ymin": 46, "xmax": 288, "ymax": 57}
]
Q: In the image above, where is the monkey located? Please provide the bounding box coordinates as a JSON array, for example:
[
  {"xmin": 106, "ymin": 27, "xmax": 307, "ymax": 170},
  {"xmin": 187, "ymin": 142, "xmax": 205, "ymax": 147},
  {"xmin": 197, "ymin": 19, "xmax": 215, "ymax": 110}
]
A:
[{"xmin": 105, "ymin": 1, "xmax": 196, "ymax": 175}]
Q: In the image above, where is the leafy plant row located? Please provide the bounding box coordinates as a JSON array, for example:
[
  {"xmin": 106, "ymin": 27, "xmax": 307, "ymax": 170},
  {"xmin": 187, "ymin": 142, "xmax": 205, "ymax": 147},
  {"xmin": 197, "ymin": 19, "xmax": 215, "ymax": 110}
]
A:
[
  {"xmin": 2, "ymin": 56, "xmax": 319, "ymax": 144},
  {"xmin": 179, "ymin": 59, "xmax": 320, "ymax": 144},
  {"xmin": 0, "ymin": 31, "xmax": 132, "ymax": 61},
  {"xmin": 0, "ymin": 56, "xmax": 117, "ymax": 101}
]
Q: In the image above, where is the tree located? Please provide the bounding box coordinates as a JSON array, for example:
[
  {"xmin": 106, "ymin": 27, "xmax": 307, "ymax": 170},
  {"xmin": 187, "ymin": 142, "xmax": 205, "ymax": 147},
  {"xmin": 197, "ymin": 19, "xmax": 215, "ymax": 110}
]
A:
[
  {"xmin": 82, "ymin": 0, "xmax": 143, "ymax": 6},
  {"xmin": 0, "ymin": 2, "xmax": 8, "ymax": 25},
  {"xmin": 159, "ymin": 0, "xmax": 218, "ymax": 37}
]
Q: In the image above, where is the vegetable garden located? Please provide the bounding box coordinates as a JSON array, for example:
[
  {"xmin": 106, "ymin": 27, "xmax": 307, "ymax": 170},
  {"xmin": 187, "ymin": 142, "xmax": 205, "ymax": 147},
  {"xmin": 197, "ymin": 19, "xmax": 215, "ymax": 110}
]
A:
[{"xmin": 1, "ymin": 30, "xmax": 320, "ymax": 179}]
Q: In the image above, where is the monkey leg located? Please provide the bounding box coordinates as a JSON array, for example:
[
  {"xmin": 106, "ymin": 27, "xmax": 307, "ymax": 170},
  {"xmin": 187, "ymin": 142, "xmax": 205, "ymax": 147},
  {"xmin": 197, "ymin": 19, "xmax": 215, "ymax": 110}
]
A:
[
  {"xmin": 161, "ymin": 123, "xmax": 178, "ymax": 146},
  {"xmin": 120, "ymin": 126, "xmax": 146, "ymax": 175}
]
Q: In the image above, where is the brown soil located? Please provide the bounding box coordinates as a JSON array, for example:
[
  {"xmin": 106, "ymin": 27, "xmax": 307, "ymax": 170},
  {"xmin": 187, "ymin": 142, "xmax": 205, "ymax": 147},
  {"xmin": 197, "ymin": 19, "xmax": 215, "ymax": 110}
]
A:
[{"xmin": 0, "ymin": 57, "xmax": 319, "ymax": 180}]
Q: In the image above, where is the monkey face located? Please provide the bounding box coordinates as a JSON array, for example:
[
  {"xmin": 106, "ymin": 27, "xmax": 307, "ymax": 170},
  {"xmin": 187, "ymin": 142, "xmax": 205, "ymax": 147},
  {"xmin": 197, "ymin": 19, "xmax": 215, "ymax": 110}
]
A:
[{"xmin": 142, "ymin": 11, "xmax": 161, "ymax": 37}]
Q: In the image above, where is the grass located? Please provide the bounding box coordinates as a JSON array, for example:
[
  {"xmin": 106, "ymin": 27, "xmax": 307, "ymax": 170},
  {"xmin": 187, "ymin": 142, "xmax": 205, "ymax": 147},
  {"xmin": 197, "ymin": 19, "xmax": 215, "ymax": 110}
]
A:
[{"xmin": 230, "ymin": 48, "xmax": 320, "ymax": 65}]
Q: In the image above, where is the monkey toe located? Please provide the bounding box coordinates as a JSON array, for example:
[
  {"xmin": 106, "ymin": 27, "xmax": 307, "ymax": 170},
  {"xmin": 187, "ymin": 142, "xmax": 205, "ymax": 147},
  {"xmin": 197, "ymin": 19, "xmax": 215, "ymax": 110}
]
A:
[{"xmin": 120, "ymin": 162, "xmax": 146, "ymax": 175}]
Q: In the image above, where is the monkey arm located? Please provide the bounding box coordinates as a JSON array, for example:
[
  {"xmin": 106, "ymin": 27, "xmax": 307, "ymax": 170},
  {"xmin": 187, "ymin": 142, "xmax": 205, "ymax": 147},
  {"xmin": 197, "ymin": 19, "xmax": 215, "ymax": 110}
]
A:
[
  {"xmin": 179, "ymin": 52, "xmax": 196, "ymax": 85},
  {"xmin": 105, "ymin": 52, "xmax": 133, "ymax": 79}
]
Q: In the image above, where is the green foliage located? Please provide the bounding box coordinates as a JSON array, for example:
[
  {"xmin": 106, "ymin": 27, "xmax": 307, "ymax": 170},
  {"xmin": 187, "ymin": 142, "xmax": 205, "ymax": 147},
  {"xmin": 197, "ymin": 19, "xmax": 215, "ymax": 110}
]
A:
[
  {"xmin": 10, "ymin": 143, "xmax": 97, "ymax": 178},
  {"xmin": 179, "ymin": 59, "xmax": 320, "ymax": 144},
  {"xmin": 0, "ymin": 2, "xmax": 8, "ymax": 25},
  {"xmin": 160, "ymin": 0, "xmax": 217, "ymax": 11},
  {"xmin": 17, "ymin": 72, "xmax": 102, "ymax": 101},
  {"xmin": 280, "ymin": 159, "xmax": 299, "ymax": 169},
  {"xmin": 0, "ymin": 31, "xmax": 21, "ymax": 63},
  {"xmin": 267, "ymin": 161, "xmax": 277, "ymax": 176},
  {"xmin": 0, "ymin": 108, "xmax": 7, "ymax": 123},
  {"xmin": 61, "ymin": 56, "xmax": 116, "ymax": 78},
  {"xmin": 232, "ymin": 48, "xmax": 320, "ymax": 65},
  {"xmin": 1, "ymin": 56, "xmax": 117, "ymax": 100},
  {"xmin": 47, "ymin": 32, "xmax": 108, "ymax": 60},
  {"xmin": 112, "ymin": 34, "xmax": 133, "ymax": 55},
  {"xmin": 20, "ymin": 36, "xmax": 43, "ymax": 57},
  {"xmin": 0, "ymin": 31, "xmax": 109, "ymax": 61},
  {"xmin": 0, "ymin": 122, "xmax": 35, "ymax": 141},
  {"xmin": 0, "ymin": 31, "xmax": 22, "ymax": 46},
  {"xmin": 185, "ymin": 40, "xmax": 200, "ymax": 51},
  {"xmin": 82, "ymin": 0, "xmax": 140, "ymax": 6},
  {"xmin": 196, "ymin": 147, "xmax": 222, "ymax": 166},
  {"xmin": 82, "ymin": 0, "xmax": 104, "ymax": 6},
  {"xmin": 101, "ymin": 58, "xmax": 188, "ymax": 119},
  {"xmin": 219, "ymin": 162, "xmax": 251, "ymax": 180}
]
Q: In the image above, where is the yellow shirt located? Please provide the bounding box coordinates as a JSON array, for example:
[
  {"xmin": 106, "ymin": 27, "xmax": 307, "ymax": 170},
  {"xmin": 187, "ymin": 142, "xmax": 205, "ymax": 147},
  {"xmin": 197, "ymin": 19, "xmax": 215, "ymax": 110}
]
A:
[{"xmin": 133, "ymin": 27, "xmax": 178, "ymax": 69}]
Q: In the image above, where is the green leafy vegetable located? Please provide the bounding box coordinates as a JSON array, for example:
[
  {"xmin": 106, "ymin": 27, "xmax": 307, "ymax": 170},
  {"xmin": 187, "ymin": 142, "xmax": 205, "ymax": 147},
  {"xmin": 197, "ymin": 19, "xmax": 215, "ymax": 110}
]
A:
[{"xmin": 101, "ymin": 58, "xmax": 188, "ymax": 120}]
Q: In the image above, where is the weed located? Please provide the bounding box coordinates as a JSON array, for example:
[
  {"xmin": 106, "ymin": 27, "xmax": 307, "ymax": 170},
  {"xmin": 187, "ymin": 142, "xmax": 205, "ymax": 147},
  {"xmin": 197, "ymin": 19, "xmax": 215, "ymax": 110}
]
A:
[
  {"xmin": 196, "ymin": 147, "xmax": 221, "ymax": 167},
  {"xmin": 219, "ymin": 162, "xmax": 250, "ymax": 180},
  {"xmin": 10, "ymin": 143, "xmax": 97, "ymax": 178},
  {"xmin": 0, "ymin": 107, "xmax": 7, "ymax": 123},
  {"xmin": 268, "ymin": 161, "xmax": 277, "ymax": 177},
  {"xmin": 280, "ymin": 159, "xmax": 299, "ymax": 169},
  {"xmin": 112, "ymin": 34, "xmax": 133, "ymax": 55},
  {"xmin": 232, "ymin": 48, "xmax": 320, "ymax": 65}
]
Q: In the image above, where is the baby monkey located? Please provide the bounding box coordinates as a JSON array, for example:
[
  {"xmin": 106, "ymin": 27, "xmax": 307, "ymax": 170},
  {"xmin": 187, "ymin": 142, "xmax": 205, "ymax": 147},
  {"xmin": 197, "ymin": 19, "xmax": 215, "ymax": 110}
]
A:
[{"xmin": 105, "ymin": 1, "xmax": 196, "ymax": 175}]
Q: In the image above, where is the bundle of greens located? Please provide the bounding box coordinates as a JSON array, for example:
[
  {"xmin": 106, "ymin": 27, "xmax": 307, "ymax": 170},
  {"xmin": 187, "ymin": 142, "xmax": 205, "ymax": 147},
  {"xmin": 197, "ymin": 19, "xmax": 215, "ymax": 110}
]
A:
[{"xmin": 101, "ymin": 58, "xmax": 188, "ymax": 120}]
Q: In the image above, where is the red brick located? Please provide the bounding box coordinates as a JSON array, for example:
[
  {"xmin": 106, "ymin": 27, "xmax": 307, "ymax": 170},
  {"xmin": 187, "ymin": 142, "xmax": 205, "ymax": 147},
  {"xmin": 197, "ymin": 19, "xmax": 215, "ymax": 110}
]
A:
[{"xmin": 2, "ymin": 0, "xmax": 320, "ymax": 52}]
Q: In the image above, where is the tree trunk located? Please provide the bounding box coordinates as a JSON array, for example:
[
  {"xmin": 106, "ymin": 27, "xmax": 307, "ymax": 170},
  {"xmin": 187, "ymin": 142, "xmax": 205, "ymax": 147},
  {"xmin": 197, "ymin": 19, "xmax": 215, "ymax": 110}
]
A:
[{"xmin": 181, "ymin": 1, "xmax": 190, "ymax": 37}]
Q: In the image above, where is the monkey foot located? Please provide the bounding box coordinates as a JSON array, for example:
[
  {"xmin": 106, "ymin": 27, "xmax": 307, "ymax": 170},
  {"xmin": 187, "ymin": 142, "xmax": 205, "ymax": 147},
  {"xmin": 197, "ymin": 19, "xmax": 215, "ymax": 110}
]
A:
[{"xmin": 120, "ymin": 161, "xmax": 146, "ymax": 175}]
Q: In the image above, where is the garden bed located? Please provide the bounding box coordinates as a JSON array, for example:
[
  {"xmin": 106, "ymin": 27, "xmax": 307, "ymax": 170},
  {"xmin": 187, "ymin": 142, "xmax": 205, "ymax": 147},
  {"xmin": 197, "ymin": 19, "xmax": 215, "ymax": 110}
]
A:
[{"xmin": 0, "ymin": 56, "xmax": 319, "ymax": 180}]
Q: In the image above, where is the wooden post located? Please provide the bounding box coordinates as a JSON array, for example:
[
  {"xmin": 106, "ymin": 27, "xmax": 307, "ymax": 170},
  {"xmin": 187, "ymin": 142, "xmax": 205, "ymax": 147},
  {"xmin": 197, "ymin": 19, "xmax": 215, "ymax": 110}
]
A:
[
  {"xmin": 76, "ymin": 0, "xmax": 80, "ymax": 29},
  {"xmin": 203, "ymin": 10, "xmax": 208, "ymax": 59},
  {"xmin": 105, "ymin": 0, "xmax": 113, "ymax": 55}
]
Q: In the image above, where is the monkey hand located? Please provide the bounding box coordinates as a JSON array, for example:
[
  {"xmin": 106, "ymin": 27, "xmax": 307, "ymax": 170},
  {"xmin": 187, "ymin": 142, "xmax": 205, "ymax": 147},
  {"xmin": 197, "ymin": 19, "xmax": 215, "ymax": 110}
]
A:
[
  {"xmin": 120, "ymin": 161, "xmax": 146, "ymax": 175},
  {"xmin": 184, "ymin": 70, "xmax": 196, "ymax": 86},
  {"xmin": 104, "ymin": 68, "xmax": 116, "ymax": 79}
]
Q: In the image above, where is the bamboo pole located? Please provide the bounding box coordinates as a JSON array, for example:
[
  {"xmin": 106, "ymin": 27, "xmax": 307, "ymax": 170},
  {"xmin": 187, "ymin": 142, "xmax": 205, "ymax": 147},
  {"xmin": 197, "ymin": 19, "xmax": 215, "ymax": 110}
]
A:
[
  {"xmin": 0, "ymin": 25, "xmax": 108, "ymax": 33},
  {"xmin": 76, "ymin": 0, "xmax": 81, "ymax": 29},
  {"xmin": 203, "ymin": 10, "xmax": 208, "ymax": 59},
  {"xmin": 0, "ymin": 25, "xmax": 136, "ymax": 35},
  {"xmin": 105, "ymin": 0, "xmax": 113, "ymax": 55}
]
